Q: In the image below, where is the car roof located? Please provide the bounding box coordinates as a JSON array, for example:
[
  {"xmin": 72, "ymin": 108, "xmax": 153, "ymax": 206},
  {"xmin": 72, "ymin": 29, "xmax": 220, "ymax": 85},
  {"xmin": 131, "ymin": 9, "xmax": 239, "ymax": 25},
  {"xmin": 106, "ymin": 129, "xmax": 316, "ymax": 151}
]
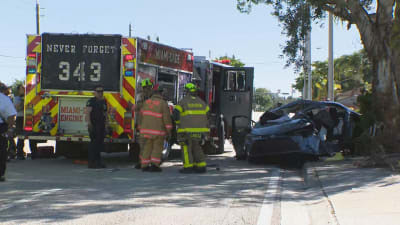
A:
[{"xmin": 270, "ymin": 100, "xmax": 359, "ymax": 115}]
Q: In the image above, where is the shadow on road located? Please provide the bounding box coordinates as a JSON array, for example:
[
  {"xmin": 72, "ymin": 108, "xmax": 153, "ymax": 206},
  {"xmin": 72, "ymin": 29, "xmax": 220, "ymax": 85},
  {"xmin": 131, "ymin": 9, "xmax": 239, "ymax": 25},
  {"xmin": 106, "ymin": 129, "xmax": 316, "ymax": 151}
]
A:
[{"xmin": 0, "ymin": 150, "xmax": 395, "ymax": 224}]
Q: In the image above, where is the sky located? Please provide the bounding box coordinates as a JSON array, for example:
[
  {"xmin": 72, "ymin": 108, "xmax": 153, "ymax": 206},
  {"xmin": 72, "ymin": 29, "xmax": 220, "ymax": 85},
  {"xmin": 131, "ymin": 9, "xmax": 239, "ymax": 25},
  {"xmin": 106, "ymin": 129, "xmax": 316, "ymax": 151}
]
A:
[{"xmin": 0, "ymin": 0, "xmax": 363, "ymax": 96}]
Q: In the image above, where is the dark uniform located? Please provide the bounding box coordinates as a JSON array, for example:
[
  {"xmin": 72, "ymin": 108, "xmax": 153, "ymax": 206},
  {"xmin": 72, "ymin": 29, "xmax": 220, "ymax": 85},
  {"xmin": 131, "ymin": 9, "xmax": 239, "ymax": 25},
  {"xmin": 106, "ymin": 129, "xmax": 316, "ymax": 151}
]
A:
[{"xmin": 86, "ymin": 97, "xmax": 107, "ymax": 168}]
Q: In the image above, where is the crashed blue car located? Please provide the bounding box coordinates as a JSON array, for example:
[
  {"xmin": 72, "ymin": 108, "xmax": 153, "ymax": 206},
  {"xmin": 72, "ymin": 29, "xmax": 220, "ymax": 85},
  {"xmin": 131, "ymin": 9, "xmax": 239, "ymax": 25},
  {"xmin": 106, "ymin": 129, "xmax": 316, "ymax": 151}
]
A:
[{"xmin": 232, "ymin": 100, "xmax": 360, "ymax": 163}]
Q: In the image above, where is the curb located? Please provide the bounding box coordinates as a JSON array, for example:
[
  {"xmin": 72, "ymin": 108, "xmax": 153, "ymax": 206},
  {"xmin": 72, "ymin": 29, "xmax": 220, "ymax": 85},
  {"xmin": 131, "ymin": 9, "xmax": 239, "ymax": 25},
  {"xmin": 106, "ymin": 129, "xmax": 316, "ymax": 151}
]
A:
[{"xmin": 303, "ymin": 161, "xmax": 341, "ymax": 225}]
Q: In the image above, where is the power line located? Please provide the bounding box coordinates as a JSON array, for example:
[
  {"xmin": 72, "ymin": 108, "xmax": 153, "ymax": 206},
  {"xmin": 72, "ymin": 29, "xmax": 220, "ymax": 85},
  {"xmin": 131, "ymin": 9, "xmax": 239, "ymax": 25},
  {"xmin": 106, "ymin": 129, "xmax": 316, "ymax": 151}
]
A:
[{"xmin": 0, "ymin": 54, "xmax": 24, "ymax": 59}]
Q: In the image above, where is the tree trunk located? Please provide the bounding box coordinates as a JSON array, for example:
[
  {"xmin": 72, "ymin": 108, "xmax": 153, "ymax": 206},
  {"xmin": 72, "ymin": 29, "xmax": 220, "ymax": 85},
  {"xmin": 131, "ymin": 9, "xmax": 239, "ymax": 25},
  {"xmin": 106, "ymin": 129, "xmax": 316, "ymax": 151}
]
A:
[{"xmin": 372, "ymin": 48, "xmax": 400, "ymax": 152}]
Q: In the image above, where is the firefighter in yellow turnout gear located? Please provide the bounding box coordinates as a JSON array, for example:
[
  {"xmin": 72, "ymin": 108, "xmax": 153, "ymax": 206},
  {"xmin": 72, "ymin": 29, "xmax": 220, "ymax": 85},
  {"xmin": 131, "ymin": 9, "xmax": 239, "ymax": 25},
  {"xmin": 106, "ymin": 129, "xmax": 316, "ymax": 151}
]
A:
[
  {"xmin": 138, "ymin": 79, "xmax": 173, "ymax": 172},
  {"xmin": 173, "ymin": 83, "xmax": 210, "ymax": 174}
]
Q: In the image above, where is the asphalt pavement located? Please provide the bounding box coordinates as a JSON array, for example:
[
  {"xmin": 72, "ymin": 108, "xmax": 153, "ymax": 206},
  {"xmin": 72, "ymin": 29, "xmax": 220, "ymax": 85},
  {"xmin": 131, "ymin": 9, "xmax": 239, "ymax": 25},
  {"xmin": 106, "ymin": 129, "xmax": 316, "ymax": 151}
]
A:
[{"xmin": 2, "ymin": 141, "xmax": 400, "ymax": 225}]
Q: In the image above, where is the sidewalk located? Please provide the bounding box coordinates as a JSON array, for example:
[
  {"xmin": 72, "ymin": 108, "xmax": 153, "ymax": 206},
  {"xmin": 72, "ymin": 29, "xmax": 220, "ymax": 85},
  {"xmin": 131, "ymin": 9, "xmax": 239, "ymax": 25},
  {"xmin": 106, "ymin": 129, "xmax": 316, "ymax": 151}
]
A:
[{"xmin": 305, "ymin": 158, "xmax": 400, "ymax": 225}]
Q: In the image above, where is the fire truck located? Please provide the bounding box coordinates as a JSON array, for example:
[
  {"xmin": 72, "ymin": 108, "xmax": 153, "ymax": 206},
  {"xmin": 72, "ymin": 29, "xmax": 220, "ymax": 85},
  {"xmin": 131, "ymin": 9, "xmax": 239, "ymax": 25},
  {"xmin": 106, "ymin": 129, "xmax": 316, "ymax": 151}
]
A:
[
  {"xmin": 22, "ymin": 33, "xmax": 193, "ymax": 158},
  {"xmin": 193, "ymin": 57, "xmax": 254, "ymax": 154}
]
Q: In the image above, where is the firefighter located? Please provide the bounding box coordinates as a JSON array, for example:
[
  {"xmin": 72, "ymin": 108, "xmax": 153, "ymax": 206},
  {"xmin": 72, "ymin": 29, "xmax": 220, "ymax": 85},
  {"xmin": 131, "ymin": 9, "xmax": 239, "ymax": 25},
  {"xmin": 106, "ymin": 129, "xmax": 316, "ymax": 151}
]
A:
[
  {"xmin": 134, "ymin": 78, "xmax": 154, "ymax": 169},
  {"xmin": 173, "ymin": 83, "xmax": 209, "ymax": 174},
  {"xmin": 86, "ymin": 85, "xmax": 107, "ymax": 169},
  {"xmin": 138, "ymin": 82, "xmax": 173, "ymax": 172}
]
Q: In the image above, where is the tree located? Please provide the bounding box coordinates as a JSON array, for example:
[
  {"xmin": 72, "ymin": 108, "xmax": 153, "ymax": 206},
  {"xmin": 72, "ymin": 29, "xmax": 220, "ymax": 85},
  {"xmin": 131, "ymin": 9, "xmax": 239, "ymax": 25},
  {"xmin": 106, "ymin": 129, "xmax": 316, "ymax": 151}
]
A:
[
  {"xmin": 253, "ymin": 88, "xmax": 293, "ymax": 111},
  {"xmin": 10, "ymin": 79, "xmax": 25, "ymax": 96},
  {"xmin": 293, "ymin": 50, "xmax": 372, "ymax": 100},
  {"xmin": 253, "ymin": 88, "xmax": 274, "ymax": 111},
  {"xmin": 237, "ymin": 0, "xmax": 400, "ymax": 152}
]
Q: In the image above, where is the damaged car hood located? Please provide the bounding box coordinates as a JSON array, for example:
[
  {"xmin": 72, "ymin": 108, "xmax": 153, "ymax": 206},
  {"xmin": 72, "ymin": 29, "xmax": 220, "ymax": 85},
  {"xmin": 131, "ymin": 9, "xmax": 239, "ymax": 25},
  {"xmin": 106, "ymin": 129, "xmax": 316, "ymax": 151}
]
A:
[{"xmin": 251, "ymin": 118, "xmax": 312, "ymax": 136}]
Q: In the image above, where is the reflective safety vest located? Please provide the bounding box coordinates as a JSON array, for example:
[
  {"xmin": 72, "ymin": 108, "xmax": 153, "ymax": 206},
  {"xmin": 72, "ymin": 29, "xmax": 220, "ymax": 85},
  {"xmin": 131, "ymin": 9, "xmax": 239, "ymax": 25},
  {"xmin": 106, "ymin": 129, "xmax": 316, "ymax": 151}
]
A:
[
  {"xmin": 139, "ymin": 94, "xmax": 173, "ymax": 138},
  {"xmin": 175, "ymin": 95, "xmax": 209, "ymax": 135}
]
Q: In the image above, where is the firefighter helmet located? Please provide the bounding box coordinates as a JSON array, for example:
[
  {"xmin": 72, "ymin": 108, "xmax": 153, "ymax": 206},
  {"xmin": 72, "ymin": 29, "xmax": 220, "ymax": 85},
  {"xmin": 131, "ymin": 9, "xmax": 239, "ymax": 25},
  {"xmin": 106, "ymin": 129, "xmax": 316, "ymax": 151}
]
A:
[
  {"xmin": 141, "ymin": 78, "xmax": 153, "ymax": 88},
  {"xmin": 185, "ymin": 83, "xmax": 197, "ymax": 93}
]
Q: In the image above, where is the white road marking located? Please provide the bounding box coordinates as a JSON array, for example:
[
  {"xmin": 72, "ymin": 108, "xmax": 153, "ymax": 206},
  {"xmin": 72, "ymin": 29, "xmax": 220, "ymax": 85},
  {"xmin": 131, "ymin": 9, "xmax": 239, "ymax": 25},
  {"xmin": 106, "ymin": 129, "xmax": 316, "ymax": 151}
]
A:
[
  {"xmin": 0, "ymin": 188, "xmax": 62, "ymax": 212},
  {"xmin": 257, "ymin": 168, "xmax": 281, "ymax": 225}
]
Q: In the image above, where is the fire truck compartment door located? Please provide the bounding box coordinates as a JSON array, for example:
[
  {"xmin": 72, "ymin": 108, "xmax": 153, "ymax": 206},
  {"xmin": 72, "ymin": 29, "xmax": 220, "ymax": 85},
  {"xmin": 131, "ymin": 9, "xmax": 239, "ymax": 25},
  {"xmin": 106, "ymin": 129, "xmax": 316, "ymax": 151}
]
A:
[
  {"xmin": 219, "ymin": 67, "xmax": 254, "ymax": 133},
  {"xmin": 58, "ymin": 98, "xmax": 90, "ymax": 135}
]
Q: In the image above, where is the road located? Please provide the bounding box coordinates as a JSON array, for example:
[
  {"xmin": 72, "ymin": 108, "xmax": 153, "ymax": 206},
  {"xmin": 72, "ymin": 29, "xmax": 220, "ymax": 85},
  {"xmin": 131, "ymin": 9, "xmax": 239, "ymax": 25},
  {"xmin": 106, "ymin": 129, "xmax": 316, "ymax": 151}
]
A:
[{"xmin": 0, "ymin": 143, "xmax": 334, "ymax": 225}]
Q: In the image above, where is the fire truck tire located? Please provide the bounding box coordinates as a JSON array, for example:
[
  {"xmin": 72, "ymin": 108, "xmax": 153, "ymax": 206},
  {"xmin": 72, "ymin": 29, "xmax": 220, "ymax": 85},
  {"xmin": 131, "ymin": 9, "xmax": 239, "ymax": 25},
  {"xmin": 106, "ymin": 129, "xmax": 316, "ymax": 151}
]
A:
[
  {"xmin": 56, "ymin": 141, "xmax": 88, "ymax": 159},
  {"xmin": 129, "ymin": 143, "xmax": 140, "ymax": 162},
  {"xmin": 216, "ymin": 121, "xmax": 225, "ymax": 154}
]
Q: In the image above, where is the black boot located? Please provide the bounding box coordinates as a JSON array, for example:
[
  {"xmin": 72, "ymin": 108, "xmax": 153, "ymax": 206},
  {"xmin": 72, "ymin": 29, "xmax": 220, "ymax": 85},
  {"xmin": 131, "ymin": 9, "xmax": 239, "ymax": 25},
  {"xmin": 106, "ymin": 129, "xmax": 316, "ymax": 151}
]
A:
[
  {"xmin": 194, "ymin": 166, "xmax": 207, "ymax": 173},
  {"xmin": 150, "ymin": 165, "xmax": 162, "ymax": 172},
  {"xmin": 142, "ymin": 166, "xmax": 151, "ymax": 172},
  {"xmin": 179, "ymin": 167, "xmax": 194, "ymax": 174}
]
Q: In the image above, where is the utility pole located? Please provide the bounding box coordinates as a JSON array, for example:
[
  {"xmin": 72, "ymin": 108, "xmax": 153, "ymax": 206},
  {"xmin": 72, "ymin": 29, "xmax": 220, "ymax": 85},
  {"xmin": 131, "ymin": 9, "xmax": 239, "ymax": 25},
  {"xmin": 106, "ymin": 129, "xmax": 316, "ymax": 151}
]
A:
[
  {"xmin": 327, "ymin": 12, "xmax": 334, "ymax": 101},
  {"xmin": 129, "ymin": 23, "xmax": 132, "ymax": 37},
  {"xmin": 36, "ymin": 0, "xmax": 40, "ymax": 35},
  {"xmin": 302, "ymin": 4, "xmax": 312, "ymax": 100},
  {"xmin": 306, "ymin": 29, "xmax": 312, "ymax": 100},
  {"xmin": 303, "ymin": 27, "xmax": 312, "ymax": 100}
]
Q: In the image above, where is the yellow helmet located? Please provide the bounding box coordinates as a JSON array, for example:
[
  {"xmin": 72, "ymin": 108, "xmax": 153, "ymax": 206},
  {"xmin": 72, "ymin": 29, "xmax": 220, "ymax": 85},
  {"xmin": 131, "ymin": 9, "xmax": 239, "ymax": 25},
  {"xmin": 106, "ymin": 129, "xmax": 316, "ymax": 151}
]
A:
[
  {"xmin": 141, "ymin": 78, "xmax": 153, "ymax": 88},
  {"xmin": 185, "ymin": 83, "xmax": 197, "ymax": 92}
]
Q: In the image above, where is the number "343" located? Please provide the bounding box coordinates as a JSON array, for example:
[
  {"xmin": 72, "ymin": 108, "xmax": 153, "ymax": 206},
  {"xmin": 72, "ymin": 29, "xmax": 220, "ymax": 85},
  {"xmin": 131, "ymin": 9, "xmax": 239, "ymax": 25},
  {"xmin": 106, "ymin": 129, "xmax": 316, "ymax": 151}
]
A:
[{"xmin": 58, "ymin": 61, "xmax": 101, "ymax": 82}]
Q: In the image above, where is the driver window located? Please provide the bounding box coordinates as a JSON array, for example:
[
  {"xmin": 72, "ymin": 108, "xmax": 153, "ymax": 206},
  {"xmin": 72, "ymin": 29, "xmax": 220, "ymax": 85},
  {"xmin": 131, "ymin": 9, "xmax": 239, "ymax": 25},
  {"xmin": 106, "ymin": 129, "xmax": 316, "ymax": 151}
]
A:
[{"xmin": 224, "ymin": 71, "xmax": 246, "ymax": 91}]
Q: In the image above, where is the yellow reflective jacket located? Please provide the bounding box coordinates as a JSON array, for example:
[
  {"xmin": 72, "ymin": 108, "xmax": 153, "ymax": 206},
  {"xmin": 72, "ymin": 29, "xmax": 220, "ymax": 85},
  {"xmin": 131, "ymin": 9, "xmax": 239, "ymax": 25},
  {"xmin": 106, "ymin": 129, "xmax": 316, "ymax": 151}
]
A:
[
  {"xmin": 139, "ymin": 93, "xmax": 173, "ymax": 138},
  {"xmin": 175, "ymin": 95, "xmax": 209, "ymax": 135}
]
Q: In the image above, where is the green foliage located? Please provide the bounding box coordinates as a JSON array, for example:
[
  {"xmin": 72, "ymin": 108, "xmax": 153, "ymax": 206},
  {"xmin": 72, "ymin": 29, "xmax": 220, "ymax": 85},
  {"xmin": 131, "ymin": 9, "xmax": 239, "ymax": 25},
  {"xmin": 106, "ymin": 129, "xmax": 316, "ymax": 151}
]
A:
[
  {"xmin": 252, "ymin": 88, "xmax": 294, "ymax": 111},
  {"xmin": 292, "ymin": 50, "xmax": 372, "ymax": 100},
  {"xmin": 216, "ymin": 55, "xmax": 245, "ymax": 67},
  {"xmin": 10, "ymin": 79, "xmax": 25, "ymax": 96},
  {"xmin": 354, "ymin": 90, "xmax": 376, "ymax": 135},
  {"xmin": 236, "ymin": 0, "xmax": 376, "ymax": 70},
  {"xmin": 253, "ymin": 88, "xmax": 274, "ymax": 111}
]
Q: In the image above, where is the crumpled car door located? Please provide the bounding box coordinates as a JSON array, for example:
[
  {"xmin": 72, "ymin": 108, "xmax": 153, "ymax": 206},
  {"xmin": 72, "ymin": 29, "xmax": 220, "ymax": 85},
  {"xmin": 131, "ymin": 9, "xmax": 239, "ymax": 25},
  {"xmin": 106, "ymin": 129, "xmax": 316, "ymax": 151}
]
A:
[{"xmin": 232, "ymin": 115, "xmax": 254, "ymax": 159}]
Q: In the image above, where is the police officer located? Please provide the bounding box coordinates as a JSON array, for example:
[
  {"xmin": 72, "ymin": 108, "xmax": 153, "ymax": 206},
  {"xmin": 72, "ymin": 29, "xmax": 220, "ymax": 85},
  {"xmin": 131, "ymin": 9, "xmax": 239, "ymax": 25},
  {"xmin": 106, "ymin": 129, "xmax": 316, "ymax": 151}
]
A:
[
  {"xmin": 86, "ymin": 85, "xmax": 107, "ymax": 169},
  {"xmin": 173, "ymin": 83, "xmax": 209, "ymax": 174},
  {"xmin": 0, "ymin": 82, "xmax": 17, "ymax": 181},
  {"xmin": 134, "ymin": 78, "xmax": 154, "ymax": 169},
  {"xmin": 138, "ymin": 82, "xmax": 172, "ymax": 172}
]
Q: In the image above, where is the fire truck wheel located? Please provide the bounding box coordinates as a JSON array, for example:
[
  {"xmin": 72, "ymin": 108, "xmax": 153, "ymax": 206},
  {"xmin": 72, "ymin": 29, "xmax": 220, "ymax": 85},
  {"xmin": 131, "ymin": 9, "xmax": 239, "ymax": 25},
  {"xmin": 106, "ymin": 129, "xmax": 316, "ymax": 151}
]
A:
[
  {"xmin": 161, "ymin": 140, "xmax": 172, "ymax": 162},
  {"xmin": 129, "ymin": 143, "xmax": 140, "ymax": 162},
  {"xmin": 216, "ymin": 121, "xmax": 225, "ymax": 154},
  {"xmin": 56, "ymin": 141, "xmax": 88, "ymax": 159}
]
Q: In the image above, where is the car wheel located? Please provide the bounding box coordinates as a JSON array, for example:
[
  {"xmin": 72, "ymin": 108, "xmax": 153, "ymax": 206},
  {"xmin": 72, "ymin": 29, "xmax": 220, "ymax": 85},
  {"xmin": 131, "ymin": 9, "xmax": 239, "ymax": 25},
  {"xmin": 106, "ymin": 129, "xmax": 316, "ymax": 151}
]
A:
[
  {"xmin": 246, "ymin": 148, "xmax": 257, "ymax": 164},
  {"xmin": 235, "ymin": 153, "xmax": 247, "ymax": 160}
]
